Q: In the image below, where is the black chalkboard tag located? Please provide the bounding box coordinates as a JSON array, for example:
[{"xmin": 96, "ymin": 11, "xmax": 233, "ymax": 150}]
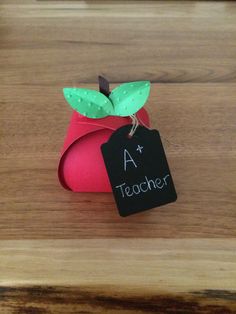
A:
[{"xmin": 101, "ymin": 125, "xmax": 177, "ymax": 217}]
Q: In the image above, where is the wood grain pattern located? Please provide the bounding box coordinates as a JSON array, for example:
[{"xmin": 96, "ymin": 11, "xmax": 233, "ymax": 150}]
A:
[
  {"xmin": 0, "ymin": 83, "xmax": 235, "ymax": 239},
  {"xmin": 0, "ymin": 0, "xmax": 236, "ymax": 313},
  {"xmin": 0, "ymin": 240, "xmax": 236, "ymax": 313},
  {"xmin": 1, "ymin": 286, "xmax": 236, "ymax": 314},
  {"xmin": 1, "ymin": 1, "xmax": 236, "ymax": 84}
]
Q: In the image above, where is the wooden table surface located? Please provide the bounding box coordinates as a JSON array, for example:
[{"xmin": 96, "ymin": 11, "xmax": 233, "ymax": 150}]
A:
[{"xmin": 0, "ymin": 1, "xmax": 236, "ymax": 313}]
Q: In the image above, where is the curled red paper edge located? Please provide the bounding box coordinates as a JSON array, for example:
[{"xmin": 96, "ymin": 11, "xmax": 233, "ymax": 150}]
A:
[{"xmin": 58, "ymin": 108, "xmax": 150, "ymax": 191}]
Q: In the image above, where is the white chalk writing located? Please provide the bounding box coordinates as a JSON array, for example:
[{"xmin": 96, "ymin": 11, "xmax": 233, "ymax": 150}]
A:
[
  {"xmin": 123, "ymin": 149, "xmax": 137, "ymax": 171},
  {"xmin": 115, "ymin": 174, "xmax": 170, "ymax": 198}
]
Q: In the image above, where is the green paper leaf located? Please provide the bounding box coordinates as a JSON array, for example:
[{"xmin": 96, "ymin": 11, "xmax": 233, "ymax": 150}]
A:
[
  {"xmin": 109, "ymin": 81, "xmax": 150, "ymax": 116},
  {"xmin": 63, "ymin": 88, "xmax": 114, "ymax": 118}
]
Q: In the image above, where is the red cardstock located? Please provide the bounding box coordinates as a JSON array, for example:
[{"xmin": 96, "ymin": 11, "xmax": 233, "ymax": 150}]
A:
[{"xmin": 58, "ymin": 108, "xmax": 150, "ymax": 192}]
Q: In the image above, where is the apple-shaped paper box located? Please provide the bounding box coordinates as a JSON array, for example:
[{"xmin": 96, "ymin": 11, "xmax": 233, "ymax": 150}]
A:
[{"xmin": 58, "ymin": 78, "xmax": 151, "ymax": 192}]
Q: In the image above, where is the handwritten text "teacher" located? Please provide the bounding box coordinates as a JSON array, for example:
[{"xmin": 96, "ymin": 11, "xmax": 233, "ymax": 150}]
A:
[{"xmin": 115, "ymin": 174, "xmax": 170, "ymax": 198}]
